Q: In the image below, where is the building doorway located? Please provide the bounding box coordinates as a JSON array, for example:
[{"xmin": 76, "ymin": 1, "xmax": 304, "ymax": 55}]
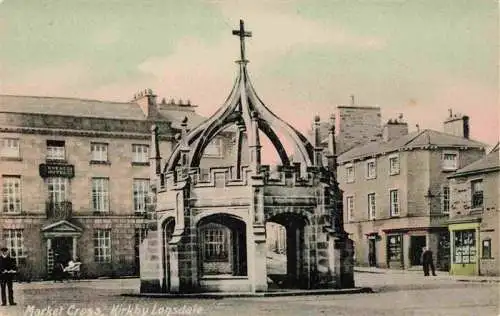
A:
[
  {"xmin": 266, "ymin": 213, "xmax": 307, "ymax": 289},
  {"xmin": 134, "ymin": 228, "xmax": 148, "ymax": 276},
  {"xmin": 162, "ymin": 218, "xmax": 175, "ymax": 292},
  {"xmin": 437, "ymin": 231, "xmax": 450, "ymax": 271},
  {"xmin": 368, "ymin": 238, "xmax": 377, "ymax": 267},
  {"xmin": 52, "ymin": 237, "xmax": 72, "ymax": 266},
  {"xmin": 410, "ymin": 236, "xmax": 426, "ymax": 266}
]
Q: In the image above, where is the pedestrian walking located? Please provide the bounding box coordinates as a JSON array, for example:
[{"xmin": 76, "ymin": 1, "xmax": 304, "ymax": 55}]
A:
[
  {"xmin": 0, "ymin": 247, "xmax": 17, "ymax": 306},
  {"xmin": 421, "ymin": 247, "xmax": 436, "ymax": 276}
]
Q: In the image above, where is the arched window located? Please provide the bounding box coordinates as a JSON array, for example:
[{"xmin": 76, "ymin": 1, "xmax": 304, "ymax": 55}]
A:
[{"xmin": 197, "ymin": 215, "xmax": 247, "ymax": 276}]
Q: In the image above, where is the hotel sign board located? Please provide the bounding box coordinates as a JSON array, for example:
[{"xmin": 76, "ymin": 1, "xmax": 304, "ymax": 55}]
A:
[{"xmin": 39, "ymin": 164, "xmax": 75, "ymax": 178}]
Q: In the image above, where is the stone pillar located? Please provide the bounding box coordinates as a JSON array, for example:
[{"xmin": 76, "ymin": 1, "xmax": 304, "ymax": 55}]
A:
[
  {"xmin": 235, "ymin": 122, "xmax": 245, "ymax": 179},
  {"xmin": 249, "ymin": 111, "xmax": 262, "ymax": 173},
  {"xmin": 312, "ymin": 115, "xmax": 323, "ymax": 167},
  {"xmin": 328, "ymin": 235, "xmax": 339, "ymax": 287},
  {"xmin": 169, "ymin": 244, "xmax": 180, "ymax": 293},
  {"xmin": 72, "ymin": 237, "xmax": 77, "ymax": 261},
  {"xmin": 252, "ymin": 225, "xmax": 267, "ymax": 292},
  {"xmin": 46, "ymin": 238, "xmax": 52, "ymax": 274},
  {"xmin": 403, "ymin": 233, "xmax": 410, "ymax": 269}
]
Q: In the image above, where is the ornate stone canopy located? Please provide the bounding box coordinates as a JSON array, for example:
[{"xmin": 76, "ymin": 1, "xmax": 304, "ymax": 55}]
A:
[
  {"xmin": 142, "ymin": 20, "xmax": 353, "ymax": 295},
  {"xmin": 164, "ymin": 20, "xmax": 315, "ymax": 174}
]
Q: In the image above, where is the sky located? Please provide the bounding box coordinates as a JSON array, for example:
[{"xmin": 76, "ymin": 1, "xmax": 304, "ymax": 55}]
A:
[{"xmin": 0, "ymin": 0, "xmax": 498, "ymax": 146}]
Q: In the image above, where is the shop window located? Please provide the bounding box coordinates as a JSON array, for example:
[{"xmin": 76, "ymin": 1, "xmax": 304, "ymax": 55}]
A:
[
  {"xmin": 482, "ymin": 239, "xmax": 492, "ymax": 259},
  {"xmin": 453, "ymin": 230, "xmax": 476, "ymax": 264},
  {"xmin": 387, "ymin": 234, "xmax": 403, "ymax": 263}
]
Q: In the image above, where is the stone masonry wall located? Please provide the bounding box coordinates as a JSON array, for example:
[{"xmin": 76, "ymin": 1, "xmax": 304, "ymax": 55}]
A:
[{"xmin": 337, "ymin": 106, "xmax": 381, "ymax": 154}]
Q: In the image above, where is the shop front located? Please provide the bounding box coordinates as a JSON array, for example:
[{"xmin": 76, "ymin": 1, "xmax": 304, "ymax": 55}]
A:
[{"xmin": 449, "ymin": 221, "xmax": 480, "ymax": 276}]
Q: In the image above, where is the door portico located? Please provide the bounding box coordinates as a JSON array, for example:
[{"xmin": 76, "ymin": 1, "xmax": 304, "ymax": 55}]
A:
[{"xmin": 41, "ymin": 220, "xmax": 83, "ymax": 275}]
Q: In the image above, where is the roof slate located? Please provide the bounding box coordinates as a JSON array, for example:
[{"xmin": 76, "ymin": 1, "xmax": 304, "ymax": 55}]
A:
[
  {"xmin": 338, "ymin": 129, "xmax": 486, "ymax": 163},
  {"xmin": 0, "ymin": 94, "xmax": 207, "ymax": 128}
]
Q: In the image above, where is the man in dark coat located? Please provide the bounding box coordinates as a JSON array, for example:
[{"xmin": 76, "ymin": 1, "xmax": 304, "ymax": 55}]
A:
[
  {"xmin": 0, "ymin": 247, "xmax": 17, "ymax": 306},
  {"xmin": 421, "ymin": 247, "xmax": 436, "ymax": 276}
]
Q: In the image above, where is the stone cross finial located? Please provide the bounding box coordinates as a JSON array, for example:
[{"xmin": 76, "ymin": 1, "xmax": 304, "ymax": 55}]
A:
[{"xmin": 232, "ymin": 19, "xmax": 252, "ymax": 61}]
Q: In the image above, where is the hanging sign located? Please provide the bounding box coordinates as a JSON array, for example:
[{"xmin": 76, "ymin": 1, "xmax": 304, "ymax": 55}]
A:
[{"xmin": 39, "ymin": 164, "xmax": 75, "ymax": 178}]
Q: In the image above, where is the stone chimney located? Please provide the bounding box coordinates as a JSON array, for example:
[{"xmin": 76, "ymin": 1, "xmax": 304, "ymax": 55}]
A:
[
  {"xmin": 382, "ymin": 114, "xmax": 408, "ymax": 142},
  {"xmin": 133, "ymin": 89, "xmax": 158, "ymax": 118},
  {"xmin": 444, "ymin": 109, "xmax": 470, "ymax": 139},
  {"xmin": 336, "ymin": 105, "xmax": 382, "ymax": 153}
]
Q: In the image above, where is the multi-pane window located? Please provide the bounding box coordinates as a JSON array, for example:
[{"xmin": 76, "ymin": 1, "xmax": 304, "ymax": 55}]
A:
[
  {"xmin": 202, "ymin": 227, "xmax": 228, "ymax": 261},
  {"xmin": 346, "ymin": 165, "xmax": 355, "ymax": 183},
  {"xmin": 346, "ymin": 196, "xmax": 354, "ymax": 222},
  {"xmin": 1, "ymin": 138, "xmax": 20, "ymax": 158},
  {"xmin": 389, "ymin": 154, "xmax": 400, "ymax": 175},
  {"xmin": 132, "ymin": 144, "xmax": 149, "ymax": 163},
  {"xmin": 94, "ymin": 229, "xmax": 111, "ymax": 263},
  {"xmin": 442, "ymin": 186, "xmax": 450, "ymax": 214},
  {"xmin": 47, "ymin": 177, "xmax": 69, "ymax": 202},
  {"xmin": 387, "ymin": 234, "xmax": 403, "ymax": 263},
  {"xmin": 366, "ymin": 159, "xmax": 377, "ymax": 179},
  {"xmin": 46, "ymin": 140, "xmax": 65, "ymax": 161},
  {"xmin": 204, "ymin": 138, "xmax": 223, "ymax": 157},
  {"xmin": 2, "ymin": 176, "xmax": 21, "ymax": 213},
  {"xmin": 442, "ymin": 152, "xmax": 458, "ymax": 171},
  {"xmin": 3, "ymin": 229, "xmax": 25, "ymax": 263},
  {"xmin": 92, "ymin": 178, "xmax": 109, "ymax": 212},
  {"xmin": 482, "ymin": 239, "xmax": 492, "ymax": 259},
  {"xmin": 368, "ymin": 193, "xmax": 376, "ymax": 220},
  {"xmin": 471, "ymin": 179, "xmax": 483, "ymax": 209},
  {"xmin": 133, "ymin": 179, "xmax": 150, "ymax": 213},
  {"xmin": 390, "ymin": 189, "xmax": 400, "ymax": 216},
  {"xmin": 453, "ymin": 230, "xmax": 476, "ymax": 264},
  {"xmin": 91, "ymin": 143, "xmax": 108, "ymax": 162}
]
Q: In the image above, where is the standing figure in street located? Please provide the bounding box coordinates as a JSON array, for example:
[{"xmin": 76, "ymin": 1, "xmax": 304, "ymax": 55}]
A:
[
  {"xmin": 421, "ymin": 247, "xmax": 436, "ymax": 276},
  {"xmin": 0, "ymin": 247, "xmax": 17, "ymax": 306}
]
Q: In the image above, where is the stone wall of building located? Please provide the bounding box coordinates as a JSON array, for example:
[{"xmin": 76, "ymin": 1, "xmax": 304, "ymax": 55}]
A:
[{"xmin": 449, "ymin": 171, "xmax": 499, "ymax": 276}]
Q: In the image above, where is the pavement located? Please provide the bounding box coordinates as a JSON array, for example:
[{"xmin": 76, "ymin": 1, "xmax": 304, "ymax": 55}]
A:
[
  {"xmin": 0, "ymin": 269, "xmax": 498, "ymax": 316},
  {"xmin": 355, "ymin": 266, "xmax": 500, "ymax": 283}
]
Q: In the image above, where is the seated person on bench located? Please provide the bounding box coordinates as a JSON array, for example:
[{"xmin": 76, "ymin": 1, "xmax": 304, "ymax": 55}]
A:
[{"xmin": 63, "ymin": 259, "xmax": 81, "ymax": 279}]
